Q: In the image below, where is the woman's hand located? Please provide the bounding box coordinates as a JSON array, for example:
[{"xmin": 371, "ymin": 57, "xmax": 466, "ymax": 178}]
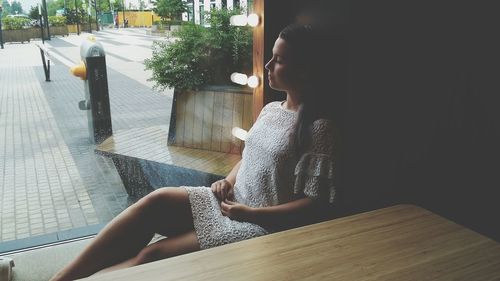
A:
[
  {"xmin": 220, "ymin": 200, "xmax": 255, "ymax": 222},
  {"xmin": 211, "ymin": 179, "xmax": 234, "ymax": 201}
]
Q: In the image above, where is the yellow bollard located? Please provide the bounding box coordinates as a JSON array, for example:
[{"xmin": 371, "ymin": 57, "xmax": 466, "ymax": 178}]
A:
[{"xmin": 70, "ymin": 61, "xmax": 87, "ymax": 80}]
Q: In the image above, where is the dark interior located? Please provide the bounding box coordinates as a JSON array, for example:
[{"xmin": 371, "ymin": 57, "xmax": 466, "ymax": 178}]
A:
[{"xmin": 264, "ymin": 0, "xmax": 500, "ymax": 241}]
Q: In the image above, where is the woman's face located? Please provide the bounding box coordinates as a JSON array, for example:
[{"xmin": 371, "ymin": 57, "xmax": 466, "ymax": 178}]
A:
[{"xmin": 265, "ymin": 37, "xmax": 303, "ymax": 92}]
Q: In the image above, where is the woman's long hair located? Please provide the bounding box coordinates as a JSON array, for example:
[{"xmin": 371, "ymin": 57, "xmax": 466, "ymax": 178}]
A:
[{"xmin": 279, "ymin": 24, "xmax": 347, "ymax": 156}]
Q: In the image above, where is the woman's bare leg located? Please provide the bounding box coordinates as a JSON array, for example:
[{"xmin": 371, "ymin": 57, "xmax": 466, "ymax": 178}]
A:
[
  {"xmin": 50, "ymin": 187, "xmax": 196, "ymax": 281},
  {"xmin": 95, "ymin": 231, "xmax": 199, "ymax": 274}
]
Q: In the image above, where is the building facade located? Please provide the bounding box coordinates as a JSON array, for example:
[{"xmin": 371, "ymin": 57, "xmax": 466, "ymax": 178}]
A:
[{"xmin": 182, "ymin": 0, "xmax": 253, "ymax": 26}]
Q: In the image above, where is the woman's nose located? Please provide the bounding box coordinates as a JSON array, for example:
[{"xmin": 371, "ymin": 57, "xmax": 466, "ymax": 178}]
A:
[{"xmin": 265, "ymin": 59, "xmax": 273, "ymax": 70}]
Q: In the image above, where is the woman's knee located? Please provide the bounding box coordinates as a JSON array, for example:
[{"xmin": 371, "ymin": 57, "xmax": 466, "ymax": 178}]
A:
[{"xmin": 135, "ymin": 245, "xmax": 166, "ymax": 265}]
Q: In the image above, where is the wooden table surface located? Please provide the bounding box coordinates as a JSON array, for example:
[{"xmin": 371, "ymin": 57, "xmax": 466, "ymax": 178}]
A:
[{"xmin": 79, "ymin": 204, "xmax": 500, "ymax": 281}]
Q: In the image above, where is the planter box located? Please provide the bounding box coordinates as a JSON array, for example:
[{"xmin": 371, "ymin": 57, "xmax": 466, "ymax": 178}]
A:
[
  {"xmin": 1, "ymin": 27, "xmax": 68, "ymax": 43},
  {"xmin": 168, "ymin": 85, "xmax": 253, "ymax": 154},
  {"xmin": 50, "ymin": 26, "xmax": 69, "ymax": 37},
  {"xmin": 2, "ymin": 29, "xmax": 32, "ymax": 43},
  {"xmin": 67, "ymin": 24, "xmax": 97, "ymax": 34}
]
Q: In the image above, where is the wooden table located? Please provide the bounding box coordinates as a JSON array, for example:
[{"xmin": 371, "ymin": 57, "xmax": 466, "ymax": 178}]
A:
[{"xmin": 79, "ymin": 204, "xmax": 500, "ymax": 281}]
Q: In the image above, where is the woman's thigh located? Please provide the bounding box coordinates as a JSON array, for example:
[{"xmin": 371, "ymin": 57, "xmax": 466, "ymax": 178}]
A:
[{"xmin": 138, "ymin": 187, "xmax": 195, "ymax": 237}]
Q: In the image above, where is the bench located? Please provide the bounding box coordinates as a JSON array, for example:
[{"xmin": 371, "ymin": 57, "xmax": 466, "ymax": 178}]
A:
[{"xmin": 96, "ymin": 126, "xmax": 241, "ymax": 198}]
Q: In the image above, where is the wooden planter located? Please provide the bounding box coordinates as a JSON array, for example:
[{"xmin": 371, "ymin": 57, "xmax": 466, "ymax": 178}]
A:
[
  {"xmin": 2, "ymin": 29, "xmax": 33, "ymax": 43},
  {"xmin": 168, "ymin": 86, "xmax": 253, "ymax": 155},
  {"xmin": 1, "ymin": 26, "xmax": 68, "ymax": 43},
  {"xmin": 50, "ymin": 26, "xmax": 69, "ymax": 37},
  {"xmin": 67, "ymin": 24, "xmax": 97, "ymax": 34}
]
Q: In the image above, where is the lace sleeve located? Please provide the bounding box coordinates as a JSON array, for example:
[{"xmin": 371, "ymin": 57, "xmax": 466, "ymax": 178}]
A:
[{"xmin": 293, "ymin": 119, "xmax": 336, "ymax": 203}]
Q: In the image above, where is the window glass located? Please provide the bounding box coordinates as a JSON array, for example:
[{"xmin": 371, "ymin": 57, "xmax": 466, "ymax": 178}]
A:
[{"xmin": 0, "ymin": 0, "xmax": 254, "ymax": 255}]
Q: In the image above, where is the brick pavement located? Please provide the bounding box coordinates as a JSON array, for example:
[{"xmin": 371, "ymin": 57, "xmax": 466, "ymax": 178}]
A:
[{"xmin": 0, "ymin": 29, "xmax": 173, "ymax": 247}]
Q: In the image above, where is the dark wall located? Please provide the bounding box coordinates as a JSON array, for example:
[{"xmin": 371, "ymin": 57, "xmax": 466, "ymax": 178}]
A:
[{"xmin": 264, "ymin": 1, "xmax": 500, "ymax": 241}]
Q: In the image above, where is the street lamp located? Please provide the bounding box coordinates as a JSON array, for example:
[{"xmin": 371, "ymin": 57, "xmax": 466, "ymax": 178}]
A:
[{"xmin": 0, "ymin": 4, "xmax": 4, "ymax": 49}]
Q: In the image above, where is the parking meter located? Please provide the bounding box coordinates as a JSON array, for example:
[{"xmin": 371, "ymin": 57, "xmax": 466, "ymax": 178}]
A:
[{"xmin": 71, "ymin": 35, "xmax": 112, "ymax": 144}]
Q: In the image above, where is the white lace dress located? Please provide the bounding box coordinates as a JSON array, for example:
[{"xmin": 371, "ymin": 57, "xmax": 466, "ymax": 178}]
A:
[{"xmin": 182, "ymin": 101, "xmax": 336, "ymax": 249}]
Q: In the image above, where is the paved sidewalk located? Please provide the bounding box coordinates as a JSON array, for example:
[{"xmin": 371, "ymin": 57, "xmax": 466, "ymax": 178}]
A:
[{"xmin": 0, "ymin": 28, "xmax": 173, "ymax": 247}]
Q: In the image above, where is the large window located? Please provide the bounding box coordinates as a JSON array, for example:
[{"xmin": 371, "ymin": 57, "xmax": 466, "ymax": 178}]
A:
[{"xmin": 0, "ymin": 0, "xmax": 255, "ymax": 256}]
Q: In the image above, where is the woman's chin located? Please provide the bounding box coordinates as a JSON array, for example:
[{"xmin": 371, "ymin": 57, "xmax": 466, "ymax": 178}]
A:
[{"xmin": 268, "ymin": 81, "xmax": 280, "ymax": 91}]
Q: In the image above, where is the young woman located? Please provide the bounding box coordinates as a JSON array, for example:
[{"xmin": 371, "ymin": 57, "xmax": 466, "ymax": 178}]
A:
[{"xmin": 51, "ymin": 24, "xmax": 341, "ymax": 281}]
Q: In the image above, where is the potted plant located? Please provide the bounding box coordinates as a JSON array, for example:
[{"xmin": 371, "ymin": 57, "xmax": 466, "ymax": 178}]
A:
[{"xmin": 144, "ymin": 8, "xmax": 253, "ymax": 154}]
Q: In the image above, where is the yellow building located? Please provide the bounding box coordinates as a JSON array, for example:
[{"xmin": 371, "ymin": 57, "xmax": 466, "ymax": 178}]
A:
[{"xmin": 116, "ymin": 11, "xmax": 162, "ymax": 27}]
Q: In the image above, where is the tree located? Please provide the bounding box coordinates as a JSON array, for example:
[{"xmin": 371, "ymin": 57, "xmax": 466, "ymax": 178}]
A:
[
  {"xmin": 110, "ymin": 0, "xmax": 123, "ymax": 11},
  {"xmin": 139, "ymin": 0, "xmax": 146, "ymax": 10},
  {"xmin": 2, "ymin": 0, "xmax": 12, "ymax": 16},
  {"xmin": 98, "ymin": 0, "xmax": 111, "ymax": 13},
  {"xmin": 47, "ymin": 0, "xmax": 66, "ymax": 16},
  {"xmin": 29, "ymin": 5, "xmax": 40, "ymax": 19},
  {"xmin": 10, "ymin": 0, "xmax": 23, "ymax": 14},
  {"xmin": 153, "ymin": 0, "xmax": 187, "ymax": 22}
]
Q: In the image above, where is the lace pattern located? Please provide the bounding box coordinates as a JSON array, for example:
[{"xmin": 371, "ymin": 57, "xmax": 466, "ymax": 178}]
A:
[
  {"xmin": 294, "ymin": 153, "xmax": 336, "ymax": 203},
  {"xmin": 182, "ymin": 101, "xmax": 336, "ymax": 249},
  {"xmin": 183, "ymin": 186, "xmax": 268, "ymax": 250}
]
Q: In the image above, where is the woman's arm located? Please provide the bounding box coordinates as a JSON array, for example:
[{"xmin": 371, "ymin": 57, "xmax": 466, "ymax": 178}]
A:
[
  {"xmin": 221, "ymin": 197, "xmax": 325, "ymax": 230},
  {"xmin": 225, "ymin": 160, "xmax": 241, "ymax": 186},
  {"xmin": 211, "ymin": 160, "xmax": 241, "ymax": 200}
]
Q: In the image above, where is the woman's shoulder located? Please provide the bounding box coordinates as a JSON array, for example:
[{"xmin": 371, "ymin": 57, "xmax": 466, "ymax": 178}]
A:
[
  {"xmin": 257, "ymin": 101, "xmax": 286, "ymax": 118},
  {"xmin": 263, "ymin": 101, "xmax": 283, "ymax": 111}
]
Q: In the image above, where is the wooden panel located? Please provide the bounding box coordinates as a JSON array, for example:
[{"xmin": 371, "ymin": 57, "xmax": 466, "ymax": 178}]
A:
[
  {"xmin": 79, "ymin": 205, "xmax": 500, "ymax": 281},
  {"xmin": 252, "ymin": 0, "xmax": 264, "ymax": 122},
  {"xmin": 240, "ymin": 94, "xmax": 254, "ymax": 153},
  {"xmin": 230, "ymin": 93, "xmax": 244, "ymax": 154},
  {"xmin": 221, "ymin": 92, "xmax": 234, "ymax": 153},
  {"xmin": 192, "ymin": 91, "xmax": 204, "ymax": 149},
  {"xmin": 201, "ymin": 91, "xmax": 215, "ymax": 150},
  {"xmin": 172, "ymin": 89, "xmax": 251, "ymax": 154},
  {"xmin": 211, "ymin": 93, "xmax": 224, "ymax": 151},
  {"xmin": 183, "ymin": 91, "xmax": 196, "ymax": 148},
  {"xmin": 174, "ymin": 91, "xmax": 186, "ymax": 146},
  {"xmin": 242, "ymin": 93, "xmax": 253, "ymax": 131}
]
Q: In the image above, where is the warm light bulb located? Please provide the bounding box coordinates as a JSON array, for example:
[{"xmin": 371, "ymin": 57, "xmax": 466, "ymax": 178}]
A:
[
  {"xmin": 230, "ymin": 72, "xmax": 248, "ymax": 85},
  {"xmin": 232, "ymin": 127, "xmax": 248, "ymax": 141},
  {"xmin": 247, "ymin": 14, "xmax": 260, "ymax": 27},
  {"xmin": 230, "ymin": 15, "xmax": 247, "ymax": 26},
  {"xmin": 247, "ymin": 75, "xmax": 259, "ymax": 88}
]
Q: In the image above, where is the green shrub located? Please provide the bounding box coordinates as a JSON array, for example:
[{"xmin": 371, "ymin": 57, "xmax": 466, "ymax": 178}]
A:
[
  {"xmin": 146, "ymin": 23, "xmax": 210, "ymax": 90},
  {"xmin": 2, "ymin": 17, "xmax": 30, "ymax": 30},
  {"xmin": 48, "ymin": 16, "xmax": 67, "ymax": 27},
  {"xmin": 144, "ymin": 8, "xmax": 252, "ymax": 91}
]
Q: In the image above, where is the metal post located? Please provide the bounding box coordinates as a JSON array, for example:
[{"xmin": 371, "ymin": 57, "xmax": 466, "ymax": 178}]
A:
[
  {"xmin": 75, "ymin": 0, "xmax": 80, "ymax": 35},
  {"xmin": 0, "ymin": 5, "xmax": 4, "ymax": 49},
  {"xmin": 94, "ymin": 0, "xmax": 99, "ymax": 31},
  {"xmin": 122, "ymin": 0, "xmax": 125, "ymax": 28},
  {"xmin": 88, "ymin": 4, "xmax": 92, "ymax": 34},
  {"xmin": 39, "ymin": 4, "xmax": 44, "ymax": 43},
  {"xmin": 42, "ymin": 0, "xmax": 50, "ymax": 40}
]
